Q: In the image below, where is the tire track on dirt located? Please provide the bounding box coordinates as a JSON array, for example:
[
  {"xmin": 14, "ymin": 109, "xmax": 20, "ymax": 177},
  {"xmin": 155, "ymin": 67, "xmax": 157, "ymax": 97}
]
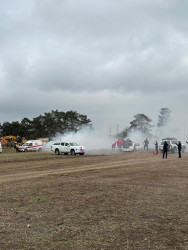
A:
[
  {"xmin": 0, "ymin": 153, "xmax": 185, "ymax": 184},
  {"xmin": 0, "ymin": 157, "xmax": 154, "ymax": 184}
]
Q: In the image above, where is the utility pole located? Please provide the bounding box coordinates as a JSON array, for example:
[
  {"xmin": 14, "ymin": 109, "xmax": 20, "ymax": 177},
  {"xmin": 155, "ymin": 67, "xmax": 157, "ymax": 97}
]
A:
[
  {"xmin": 109, "ymin": 128, "xmax": 111, "ymax": 137},
  {"xmin": 117, "ymin": 124, "xmax": 119, "ymax": 137}
]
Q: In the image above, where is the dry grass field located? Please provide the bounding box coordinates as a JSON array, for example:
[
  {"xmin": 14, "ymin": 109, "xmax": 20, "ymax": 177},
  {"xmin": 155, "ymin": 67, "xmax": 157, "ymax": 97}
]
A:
[{"xmin": 0, "ymin": 147, "xmax": 188, "ymax": 249}]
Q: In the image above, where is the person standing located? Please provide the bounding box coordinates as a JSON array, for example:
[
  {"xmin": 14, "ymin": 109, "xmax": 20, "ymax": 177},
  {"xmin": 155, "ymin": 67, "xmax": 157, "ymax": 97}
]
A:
[
  {"xmin": 177, "ymin": 141, "xmax": 182, "ymax": 158},
  {"xmin": 15, "ymin": 143, "xmax": 20, "ymax": 152},
  {"xmin": 163, "ymin": 141, "xmax": 168, "ymax": 158},
  {"xmin": 144, "ymin": 138, "xmax": 149, "ymax": 151},
  {"xmin": 154, "ymin": 141, "xmax": 158, "ymax": 154}
]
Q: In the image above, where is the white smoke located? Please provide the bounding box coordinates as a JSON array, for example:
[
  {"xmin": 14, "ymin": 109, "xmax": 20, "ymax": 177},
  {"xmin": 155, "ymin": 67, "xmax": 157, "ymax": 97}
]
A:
[
  {"xmin": 125, "ymin": 130, "xmax": 145, "ymax": 144},
  {"xmin": 155, "ymin": 115, "xmax": 187, "ymax": 143},
  {"xmin": 42, "ymin": 114, "xmax": 188, "ymax": 154},
  {"xmin": 43, "ymin": 128, "xmax": 115, "ymax": 154}
]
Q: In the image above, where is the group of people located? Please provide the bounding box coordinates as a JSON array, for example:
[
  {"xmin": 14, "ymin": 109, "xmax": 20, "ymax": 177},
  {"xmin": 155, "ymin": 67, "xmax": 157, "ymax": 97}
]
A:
[
  {"xmin": 143, "ymin": 138, "xmax": 183, "ymax": 159},
  {"xmin": 162, "ymin": 140, "xmax": 182, "ymax": 159},
  {"xmin": 144, "ymin": 138, "xmax": 158, "ymax": 153}
]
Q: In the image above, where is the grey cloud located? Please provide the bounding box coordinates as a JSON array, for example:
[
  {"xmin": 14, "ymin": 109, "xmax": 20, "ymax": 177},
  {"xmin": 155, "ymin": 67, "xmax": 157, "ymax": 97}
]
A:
[{"xmin": 0, "ymin": 0, "xmax": 188, "ymax": 133}]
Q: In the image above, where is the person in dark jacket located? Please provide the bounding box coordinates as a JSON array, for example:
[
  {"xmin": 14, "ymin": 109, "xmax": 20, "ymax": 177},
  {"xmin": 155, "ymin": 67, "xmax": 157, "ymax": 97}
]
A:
[
  {"xmin": 177, "ymin": 141, "xmax": 182, "ymax": 158},
  {"xmin": 163, "ymin": 141, "xmax": 168, "ymax": 158},
  {"xmin": 144, "ymin": 138, "xmax": 149, "ymax": 150}
]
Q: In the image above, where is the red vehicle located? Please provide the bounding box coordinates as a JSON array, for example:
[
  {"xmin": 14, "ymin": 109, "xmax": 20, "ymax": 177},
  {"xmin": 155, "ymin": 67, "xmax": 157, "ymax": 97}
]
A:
[{"xmin": 112, "ymin": 139, "xmax": 125, "ymax": 149}]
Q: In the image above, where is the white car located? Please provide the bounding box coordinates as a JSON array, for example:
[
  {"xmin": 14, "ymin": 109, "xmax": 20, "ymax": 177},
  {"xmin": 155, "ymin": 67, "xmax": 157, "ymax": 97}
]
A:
[
  {"xmin": 122, "ymin": 141, "xmax": 141, "ymax": 152},
  {"xmin": 159, "ymin": 138, "xmax": 186, "ymax": 153},
  {"xmin": 51, "ymin": 142, "xmax": 86, "ymax": 155},
  {"xmin": 134, "ymin": 143, "xmax": 142, "ymax": 151},
  {"xmin": 0, "ymin": 142, "xmax": 2, "ymax": 153}
]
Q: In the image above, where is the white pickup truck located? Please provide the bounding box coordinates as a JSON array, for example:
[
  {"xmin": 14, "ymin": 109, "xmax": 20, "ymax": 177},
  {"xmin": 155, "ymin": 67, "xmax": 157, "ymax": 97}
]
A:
[{"xmin": 51, "ymin": 142, "xmax": 86, "ymax": 155}]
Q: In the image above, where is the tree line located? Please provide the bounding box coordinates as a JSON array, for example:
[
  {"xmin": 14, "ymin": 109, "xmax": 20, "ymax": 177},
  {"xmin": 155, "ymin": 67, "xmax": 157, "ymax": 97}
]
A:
[
  {"xmin": 118, "ymin": 107, "xmax": 171, "ymax": 139},
  {"xmin": 0, "ymin": 107, "xmax": 171, "ymax": 141},
  {"xmin": 0, "ymin": 110, "xmax": 91, "ymax": 139}
]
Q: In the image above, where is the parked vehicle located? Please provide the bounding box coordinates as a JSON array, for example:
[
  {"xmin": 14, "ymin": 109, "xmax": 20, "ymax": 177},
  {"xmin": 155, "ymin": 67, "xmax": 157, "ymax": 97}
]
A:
[
  {"xmin": 134, "ymin": 143, "xmax": 142, "ymax": 151},
  {"xmin": 51, "ymin": 142, "xmax": 86, "ymax": 155},
  {"xmin": 112, "ymin": 139, "xmax": 125, "ymax": 151},
  {"xmin": 159, "ymin": 140, "xmax": 177, "ymax": 153},
  {"xmin": 159, "ymin": 137, "xmax": 186, "ymax": 153},
  {"xmin": 0, "ymin": 135, "xmax": 27, "ymax": 147},
  {"xmin": 0, "ymin": 142, "xmax": 2, "ymax": 153},
  {"xmin": 121, "ymin": 139, "xmax": 142, "ymax": 152},
  {"xmin": 18, "ymin": 140, "xmax": 43, "ymax": 152}
]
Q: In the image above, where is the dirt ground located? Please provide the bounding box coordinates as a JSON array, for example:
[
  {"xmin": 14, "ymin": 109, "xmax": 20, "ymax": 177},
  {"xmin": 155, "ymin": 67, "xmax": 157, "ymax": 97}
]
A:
[{"xmin": 0, "ymin": 150, "xmax": 188, "ymax": 249}]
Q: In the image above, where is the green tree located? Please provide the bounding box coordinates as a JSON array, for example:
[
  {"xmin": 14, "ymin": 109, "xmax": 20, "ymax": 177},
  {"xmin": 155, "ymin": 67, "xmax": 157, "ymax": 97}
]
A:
[
  {"xmin": 1, "ymin": 121, "xmax": 20, "ymax": 136},
  {"xmin": 42, "ymin": 110, "xmax": 64, "ymax": 137},
  {"xmin": 32, "ymin": 116, "xmax": 46, "ymax": 139},
  {"xmin": 0, "ymin": 110, "xmax": 91, "ymax": 139},
  {"xmin": 117, "ymin": 126, "xmax": 130, "ymax": 139},
  {"xmin": 64, "ymin": 111, "xmax": 91, "ymax": 133},
  {"xmin": 129, "ymin": 113, "xmax": 154, "ymax": 137},
  {"xmin": 0, "ymin": 122, "xmax": 11, "ymax": 136},
  {"xmin": 20, "ymin": 118, "xmax": 33, "ymax": 138}
]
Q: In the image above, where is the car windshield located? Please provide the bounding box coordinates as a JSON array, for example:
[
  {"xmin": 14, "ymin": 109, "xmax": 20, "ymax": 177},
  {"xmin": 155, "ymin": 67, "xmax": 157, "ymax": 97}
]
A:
[
  {"xmin": 123, "ymin": 142, "xmax": 133, "ymax": 147},
  {"xmin": 161, "ymin": 140, "xmax": 171, "ymax": 145},
  {"xmin": 53, "ymin": 142, "xmax": 60, "ymax": 145},
  {"xmin": 69, "ymin": 142, "xmax": 78, "ymax": 146},
  {"xmin": 172, "ymin": 140, "xmax": 178, "ymax": 144},
  {"xmin": 22, "ymin": 143, "xmax": 32, "ymax": 146}
]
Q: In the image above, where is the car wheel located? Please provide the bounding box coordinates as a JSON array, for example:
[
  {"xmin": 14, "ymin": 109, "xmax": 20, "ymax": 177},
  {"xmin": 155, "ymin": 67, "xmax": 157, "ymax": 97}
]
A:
[
  {"xmin": 38, "ymin": 148, "xmax": 42, "ymax": 152},
  {"xmin": 55, "ymin": 149, "xmax": 60, "ymax": 155},
  {"xmin": 24, "ymin": 149, "xmax": 28, "ymax": 152},
  {"xmin": 70, "ymin": 149, "xmax": 76, "ymax": 155}
]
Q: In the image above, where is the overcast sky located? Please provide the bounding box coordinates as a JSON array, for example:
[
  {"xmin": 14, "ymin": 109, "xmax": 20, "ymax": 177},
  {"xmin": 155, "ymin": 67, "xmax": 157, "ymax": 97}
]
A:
[{"xmin": 1, "ymin": 0, "xmax": 188, "ymax": 138}]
